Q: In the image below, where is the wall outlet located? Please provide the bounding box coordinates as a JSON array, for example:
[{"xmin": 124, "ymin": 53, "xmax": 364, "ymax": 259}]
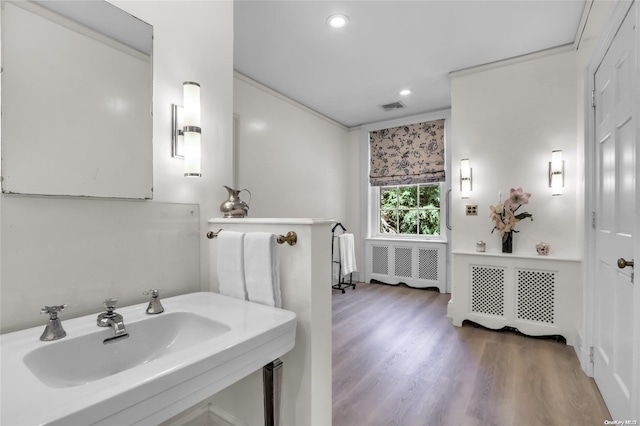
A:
[{"xmin": 466, "ymin": 205, "xmax": 478, "ymax": 216}]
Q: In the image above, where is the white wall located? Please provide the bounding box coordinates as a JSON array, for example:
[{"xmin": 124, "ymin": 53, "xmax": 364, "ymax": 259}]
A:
[
  {"xmin": 450, "ymin": 47, "xmax": 580, "ymax": 258},
  {"xmin": 448, "ymin": 46, "xmax": 586, "ymax": 344},
  {"xmin": 115, "ymin": 0, "xmax": 234, "ymax": 291},
  {"xmin": 0, "ymin": 0, "xmax": 234, "ymax": 333},
  {"xmin": 232, "ymin": 74, "xmax": 361, "ymax": 270}
]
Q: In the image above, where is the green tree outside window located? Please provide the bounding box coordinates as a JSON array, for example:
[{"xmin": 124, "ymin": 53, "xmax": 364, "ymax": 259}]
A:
[{"xmin": 380, "ymin": 185, "xmax": 440, "ymax": 235}]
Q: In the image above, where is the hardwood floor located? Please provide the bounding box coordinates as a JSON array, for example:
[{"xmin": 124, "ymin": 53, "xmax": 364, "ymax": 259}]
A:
[{"xmin": 332, "ymin": 282, "xmax": 611, "ymax": 426}]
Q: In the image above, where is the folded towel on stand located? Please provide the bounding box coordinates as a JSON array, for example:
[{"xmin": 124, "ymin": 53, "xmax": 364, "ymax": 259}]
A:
[
  {"xmin": 244, "ymin": 232, "xmax": 281, "ymax": 308},
  {"xmin": 217, "ymin": 231, "xmax": 247, "ymax": 301},
  {"xmin": 338, "ymin": 233, "xmax": 357, "ymax": 276}
]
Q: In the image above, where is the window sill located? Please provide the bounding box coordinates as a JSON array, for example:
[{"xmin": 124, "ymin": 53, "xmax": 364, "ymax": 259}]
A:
[{"xmin": 366, "ymin": 235, "xmax": 448, "ymax": 244}]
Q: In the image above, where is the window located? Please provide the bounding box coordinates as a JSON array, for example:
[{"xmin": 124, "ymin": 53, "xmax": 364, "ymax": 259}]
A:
[
  {"xmin": 365, "ymin": 113, "xmax": 449, "ymax": 241},
  {"xmin": 379, "ymin": 183, "xmax": 441, "ymax": 236}
]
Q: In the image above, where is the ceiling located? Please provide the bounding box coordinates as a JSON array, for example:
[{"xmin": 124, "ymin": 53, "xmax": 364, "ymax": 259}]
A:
[{"xmin": 234, "ymin": 1, "xmax": 587, "ymax": 129}]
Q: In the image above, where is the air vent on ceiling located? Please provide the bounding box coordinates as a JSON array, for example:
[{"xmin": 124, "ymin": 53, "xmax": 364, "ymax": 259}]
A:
[{"xmin": 380, "ymin": 101, "xmax": 405, "ymax": 111}]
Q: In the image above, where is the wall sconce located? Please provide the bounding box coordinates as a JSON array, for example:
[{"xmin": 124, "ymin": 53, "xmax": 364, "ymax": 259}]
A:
[
  {"xmin": 549, "ymin": 150, "xmax": 564, "ymax": 196},
  {"xmin": 460, "ymin": 158, "xmax": 472, "ymax": 199},
  {"xmin": 172, "ymin": 81, "xmax": 201, "ymax": 177}
]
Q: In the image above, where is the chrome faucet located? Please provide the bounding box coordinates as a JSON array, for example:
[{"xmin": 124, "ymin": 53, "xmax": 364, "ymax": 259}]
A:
[
  {"xmin": 97, "ymin": 298, "xmax": 129, "ymax": 344},
  {"xmin": 143, "ymin": 288, "xmax": 164, "ymax": 314},
  {"xmin": 40, "ymin": 305, "xmax": 67, "ymax": 341}
]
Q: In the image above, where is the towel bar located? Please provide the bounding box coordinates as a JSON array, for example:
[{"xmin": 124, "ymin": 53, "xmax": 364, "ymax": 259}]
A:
[
  {"xmin": 206, "ymin": 229, "xmax": 224, "ymax": 239},
  {"xmin": 206, "ymin": 229, "xmax": 297, "ymax": 246},
  {"xmin": 275, "ymin": 231, "xmax": 297, "ymax": 246}
]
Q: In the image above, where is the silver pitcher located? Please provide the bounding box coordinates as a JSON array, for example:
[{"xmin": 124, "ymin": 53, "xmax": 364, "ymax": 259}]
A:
[{"xmin": 220, "ymin": 185, "xmax": 251, "ymax": 218}]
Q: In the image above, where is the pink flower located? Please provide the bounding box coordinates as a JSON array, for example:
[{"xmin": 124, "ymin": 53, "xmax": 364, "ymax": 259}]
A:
[
  {"xmin": 489, "ymin": 189, "xmax": 533, "ymax": 236},
  {"xmin": 506, "ymin": 187, "xmax": 531, "ymax": 211}
]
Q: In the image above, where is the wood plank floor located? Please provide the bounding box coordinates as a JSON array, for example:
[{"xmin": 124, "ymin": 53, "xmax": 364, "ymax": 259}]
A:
[{"xmin": 332, "ymin": 282, "xmax": 611, "ymax": 426}]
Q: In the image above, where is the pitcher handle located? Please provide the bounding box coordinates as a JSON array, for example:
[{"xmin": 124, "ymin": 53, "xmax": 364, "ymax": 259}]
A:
[{"xmin": 241, "ymin": 189, "xmax": 252, "ymax": 206}]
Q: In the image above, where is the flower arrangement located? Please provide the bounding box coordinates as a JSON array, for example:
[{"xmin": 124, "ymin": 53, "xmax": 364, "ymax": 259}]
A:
[{"xmin": 490, "ymin": 188, "xmax": 533, "ymax": 252}]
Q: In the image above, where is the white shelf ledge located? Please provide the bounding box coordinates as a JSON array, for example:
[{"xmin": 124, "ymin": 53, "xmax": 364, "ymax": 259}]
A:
[
  {"xmin": 452, "ymin": 250, "xmax": 581, "ymax": 262},
  {"xmin": 208, "ymin": 217, "xmax": 335, "ymax": 226}
]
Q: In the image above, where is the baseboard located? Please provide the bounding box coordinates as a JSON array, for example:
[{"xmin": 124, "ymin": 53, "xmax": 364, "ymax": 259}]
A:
[
  {"xmin": 445, "ymin": 299, "xmax": 457, "ymax": 325},
  {"xmin": 574, "ymin": 328, "xmax": 594, "ymax": 377},
  {"xmin": 338, "ymin": 272, "xmax": 360, "ymax": 282}
]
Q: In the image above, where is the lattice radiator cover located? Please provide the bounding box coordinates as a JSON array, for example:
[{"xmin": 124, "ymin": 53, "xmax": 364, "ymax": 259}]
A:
[
  {"xmin": 516, "ymin": 269, "xmax": 556, "ymax": 324},
  {"xmin": 470, "ymin": 265, "xmax": 506, "ymax": 316},
  {"xmin": 371, "ymin": 245, "xmax": 389, "ymax": 275},
  {"xmin": 394, "ymin": 247, "xmax": 413, "ymax": 277},
  {"xmin": 418, "ymin": 248, "xmax": 439, "ymax": 281},
  {"xmin": 366, "ymin": 241, "xmax": 445, "ymax": 291},
  {"xmin": 449, "ymin": 252, "xmax": 580, "ymax": 345}
]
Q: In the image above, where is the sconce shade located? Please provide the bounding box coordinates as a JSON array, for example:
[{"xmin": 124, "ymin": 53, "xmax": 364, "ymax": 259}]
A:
[
  {"xmin": 183, "ymin": 82, "xmax": 200, "ymax": 127},
  {"xmin": 460, "ymin": 159, "xmax": 470, "ymax": 177},
  {"xmin": 549, "ymin": 150, "xmax": 564, "ymax": 196},
  {"xmin": 184, "ymin": 127, "xmax": 201, "ymax": 177},
  {"xmin": 182, "ymin": 81, "xmax": 201, "ymax": 177},
  {"xmin": 460, "ymin": 158, "xmax": 472, "ymax": 199}
]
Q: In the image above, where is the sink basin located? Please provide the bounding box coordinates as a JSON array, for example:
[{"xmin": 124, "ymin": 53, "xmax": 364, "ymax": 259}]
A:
[
  {"xmin": 24, "ymin": 312, "xmax": 231, "ymax": 388},
  {"xmin": 1, "ymin": 292, "xmax": 296, "ymax": 426}
]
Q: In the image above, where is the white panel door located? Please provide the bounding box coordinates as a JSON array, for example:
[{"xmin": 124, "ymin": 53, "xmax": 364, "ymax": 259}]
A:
[{"xmin": 593, "ymin": 2, "xmax": 637, "ymax": 419}]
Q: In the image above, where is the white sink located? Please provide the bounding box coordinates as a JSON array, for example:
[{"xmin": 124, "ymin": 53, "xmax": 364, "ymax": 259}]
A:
[
  {"xmin": 1, "ymin": 292, "xmax": 296, "ymax": 425},
  {"xmin": 24, "ymin": 312, "xmax": 231, "ymax": 388}
]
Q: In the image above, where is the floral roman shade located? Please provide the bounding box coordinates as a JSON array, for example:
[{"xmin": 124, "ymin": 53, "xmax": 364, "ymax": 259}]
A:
[{"xmin": 369, "ymin": 119, "xmax": 445, "ymax": 186}]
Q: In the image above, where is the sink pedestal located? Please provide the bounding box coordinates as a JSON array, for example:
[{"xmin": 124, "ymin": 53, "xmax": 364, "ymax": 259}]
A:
[{"xmin": 263, "ymin": 358, "xmax": 283, "ymax": 426}]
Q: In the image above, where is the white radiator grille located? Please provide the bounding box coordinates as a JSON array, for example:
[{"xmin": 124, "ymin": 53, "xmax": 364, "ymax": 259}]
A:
[
  {"xmin": 516, "ymin": 269, "xmax": 556, "ymax": 324},
  {"xmin": 394, "ymin": 247, "xmax": 413, "ymax": 277},
  {"xmin": 471, "ymin": 266, "xmax": 505, "ymax": 316},
  {"xmin": 418, "ymin": 248, "xmax": 439, "ymax": 281},
  {"xmin": 365, "ymin": 241, "xmax": 446, "ymax": 291},
  {"xmin": 371, "ymin": 245, "xmax": 389, "ymax": 275}
]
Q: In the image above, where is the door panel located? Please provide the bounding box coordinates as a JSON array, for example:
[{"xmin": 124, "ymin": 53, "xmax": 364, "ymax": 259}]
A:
[{"xmin": 593, "ymin": 2, "xmax": 636, "ymax": 419}]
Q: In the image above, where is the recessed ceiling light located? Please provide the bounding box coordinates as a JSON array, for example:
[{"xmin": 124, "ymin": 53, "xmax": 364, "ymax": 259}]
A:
[
  {"xmin": 327, "ymin": 14, "xmax": 349, "ymax": 29},
  {"xmin": 399, "ymin": 89, "xmax": 412, "ymax": 96}
]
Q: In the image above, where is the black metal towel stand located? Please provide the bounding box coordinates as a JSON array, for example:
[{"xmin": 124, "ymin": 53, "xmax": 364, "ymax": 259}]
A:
[{"xmin": 331, "ymin": 222, "xmax": 356, "ymax": 293}]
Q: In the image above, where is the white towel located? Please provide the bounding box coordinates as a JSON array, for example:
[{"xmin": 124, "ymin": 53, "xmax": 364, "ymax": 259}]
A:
[
  {"xmin": 244, "ymin": 232, "xmax": 281, "ymax": 308},
  {"xmin": 338, "ymin": 233, "xmax": 357, "ymax": 276},
  {"xmin": 217, "ymin": 231, "xmax": 247, "ymax": 300}
]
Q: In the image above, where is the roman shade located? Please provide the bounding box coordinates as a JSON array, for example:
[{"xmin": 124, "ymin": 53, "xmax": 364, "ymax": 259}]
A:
[{"xmin": 369, "ymin": 119, "xmax": 445, "ymax": 186}]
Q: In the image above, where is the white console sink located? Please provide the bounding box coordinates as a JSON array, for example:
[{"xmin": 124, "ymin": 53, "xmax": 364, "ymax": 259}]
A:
[
  {"xmin": 24, "ymin": 312, "xmax": 231, "ymax": 388},
  {"xmin": 1, "ymin": 292, "xmax": 296, "ymax": 425}
]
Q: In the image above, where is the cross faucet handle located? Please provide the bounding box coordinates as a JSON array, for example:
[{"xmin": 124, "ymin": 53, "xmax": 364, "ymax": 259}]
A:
[
  {"xmin": 143, "ymin": 289, "xmax": 162, "ymax": 297},
  {"xmin": 40, "ymin": 305, "xmax": 67, "ymax": 318},
  {"xmin": 103, "ymin": 298, "xmax": 118, "ymax": 312}
]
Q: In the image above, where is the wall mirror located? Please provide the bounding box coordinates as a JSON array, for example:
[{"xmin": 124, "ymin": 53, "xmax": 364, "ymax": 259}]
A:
[{"xmin": 1, "ymin": 0, "xmax": 153, "ymax": 199}]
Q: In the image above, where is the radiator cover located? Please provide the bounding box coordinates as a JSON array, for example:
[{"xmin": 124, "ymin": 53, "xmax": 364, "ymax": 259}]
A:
[
  {"xmin": 447, "ymin": 252, "xmax": 580, "ymax": 345},
  {"xmin": 365, "ymin": 239, "xmax": 447, "ymax": 292}
]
